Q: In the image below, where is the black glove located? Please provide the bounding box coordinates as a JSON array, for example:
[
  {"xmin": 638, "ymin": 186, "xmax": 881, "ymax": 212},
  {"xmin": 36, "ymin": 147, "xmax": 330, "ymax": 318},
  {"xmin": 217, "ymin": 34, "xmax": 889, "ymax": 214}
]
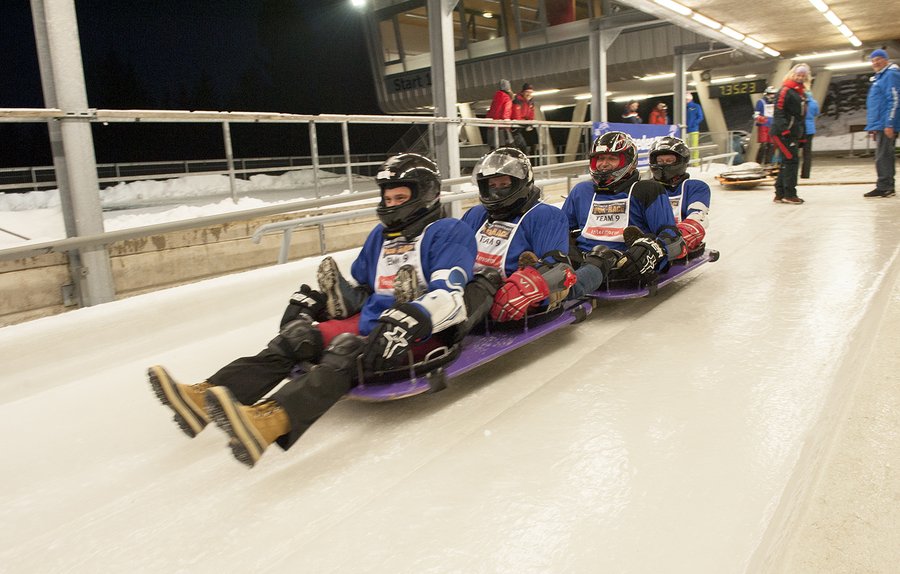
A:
[
  {"xmin": 616, "ymin": 237, "xmax": 665, "ymax": 280},
  {"xmin": 363, "ymin": 303, "xmax": 433, "ymax": 373},
  {"xmin": 279, "ymin": 284, "xmax": 327, "ymax": 328}
]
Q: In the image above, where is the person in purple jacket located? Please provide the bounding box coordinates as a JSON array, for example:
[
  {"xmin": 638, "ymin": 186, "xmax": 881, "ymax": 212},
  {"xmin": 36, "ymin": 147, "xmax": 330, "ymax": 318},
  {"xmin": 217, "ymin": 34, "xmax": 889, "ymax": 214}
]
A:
[
  {"xmin": 148, "ymin": 153, "xmax": 477, "ymax": 467},
  {"xmin": 563, "ymin": 132, "xmax": 685, "ymax": 298}
]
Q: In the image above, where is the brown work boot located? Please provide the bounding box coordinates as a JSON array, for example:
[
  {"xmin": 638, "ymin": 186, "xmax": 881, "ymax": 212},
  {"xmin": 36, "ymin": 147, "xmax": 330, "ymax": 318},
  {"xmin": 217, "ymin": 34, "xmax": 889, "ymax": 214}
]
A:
[
  {"xmin": 148, "ymin": 366, "xmax": 211, "ymax": 438},
  {"xmin": 517, "ymin": 250, "xmax": 540, "ymax": 269},
  {"xmin": 205, "ymin": 387, "xmax": 291, "ymax": 468}
]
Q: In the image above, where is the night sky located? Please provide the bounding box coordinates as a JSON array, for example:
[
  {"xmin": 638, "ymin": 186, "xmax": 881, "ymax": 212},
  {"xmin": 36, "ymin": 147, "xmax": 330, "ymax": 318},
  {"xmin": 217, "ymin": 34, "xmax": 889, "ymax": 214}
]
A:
[{"xmin": 2, "ymin": 0, "xmax": 398, "ymax": 167}]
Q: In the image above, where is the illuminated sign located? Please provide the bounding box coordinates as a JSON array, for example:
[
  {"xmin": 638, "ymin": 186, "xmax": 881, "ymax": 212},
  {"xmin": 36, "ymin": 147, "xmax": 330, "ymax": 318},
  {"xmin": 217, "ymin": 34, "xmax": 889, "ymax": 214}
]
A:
[{"xmin": 708, "ymin": 79, "xmax": 767, "ymax": 98}]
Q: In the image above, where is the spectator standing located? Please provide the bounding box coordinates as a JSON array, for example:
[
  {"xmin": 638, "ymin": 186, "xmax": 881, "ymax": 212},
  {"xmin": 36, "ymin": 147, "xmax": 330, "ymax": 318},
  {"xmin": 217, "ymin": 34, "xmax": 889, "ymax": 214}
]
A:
[
  {"xmin": 486, "ymin": 79, "xmax": 515, "ymax": 149},
  {"xmin": 754, "ymin": 86, "xmax": 777, "ymax": 164},
  {"xmin": 511, "ymin": 83, "xmax": 537, "ymax": 155},
  {"xmin": 685, "ymin": 93, "xmax": 705, "ymax": 163},
  {"xmin": 648, "ymin": 102, "xmax": 669, "ymax": 125},
  {"xmin": 621, "ymin": 100, "xmax": 642, "ymax": 124},
  {"xmin": 863, "ymin": 49, "xmax": 900, "ymax": 198},
  {"xmin": 771, "ymin": 64, "xmax": 810, "ymax": 204},
  {"xmin": 801, "ymin": 91, "xmax": 819, "ymax": 179}
]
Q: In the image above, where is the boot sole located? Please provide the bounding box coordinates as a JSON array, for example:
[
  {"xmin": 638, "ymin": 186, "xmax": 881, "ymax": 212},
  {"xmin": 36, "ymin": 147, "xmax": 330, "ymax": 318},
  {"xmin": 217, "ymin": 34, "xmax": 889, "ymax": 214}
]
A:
[
  {"xmin": 317, "ymin": 256, "xmax": 348, "ymax": 319},
  {"xmin": 205, "ymin": 387, "xmax": 265, "ymax": 468},
  {"xmin": 147, "ymin": 366, "xmax": 207, "ymax": 438}
]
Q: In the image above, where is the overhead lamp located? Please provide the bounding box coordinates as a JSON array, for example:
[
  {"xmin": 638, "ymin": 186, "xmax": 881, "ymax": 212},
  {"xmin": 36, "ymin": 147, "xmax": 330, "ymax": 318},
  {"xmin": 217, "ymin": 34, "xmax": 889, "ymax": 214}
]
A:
[
  {"xmin": 483, "ymin": 12, "xmax": 493, "ymax": 18},
  {"xmin": 691, "ymin": 13, "xmax": 721, "ymax": 30},
  {"xmin": 720, "ymin": 26, "xmax": 745, "ymax": 41},
  {"xmin": 350, "ymin": 0, "xmax": 366, "ymax": 7},
  {"xmin": 640, "ymin": 73, "xmax": 676, "ymax": 81},
  {"xmin": 825, "ymin": 61, "xmax": 872, "ymax": 70},
  {"xmin": 653, "ymin": 0, "xmax": 692, "ymax": 17},
  {"xmin": 744, "ymin": 74, "xmax": 758, "ymax": 79},
  {"xmin": 532, "ymin": 89, "xmax": 560, "ymax": 96},
  {"xmin": 611, "ymin": 95, "xmax": 651, "ymax": 103},
  {"xmin": 743, "ymin": 37, "xmax": 764, "ymax": 50},
  {"xmin": 795, "ymin": 49, "xmax": 857, "ymax": 60},
  {"xmin": 710, "ymin": 76, "xmax": 737, "ymax": 84},
  {"xmin": 540, "ymin": 104, "xmax": 575, "ymax": 112},
  {"xmin": 823, "ymin": 10, "xmax": 842, "ymax": 26},
  {"xmin": 849, "ymin": 36, "xmax": 862, "ymax": 47},
  {"xmin": 763, "ymin": 47, "xmax": 781, "ymax": 57},
  {"xmin": 807, "ymin": 0, "xmax": 828, "ymax": 12},
  {"xmin": 574, "ymin": 93, "xmax": 592, "ymax": 100},
  {"xmin": 837, "ymin": 24, "xmax": 854, "ymax": 38}
]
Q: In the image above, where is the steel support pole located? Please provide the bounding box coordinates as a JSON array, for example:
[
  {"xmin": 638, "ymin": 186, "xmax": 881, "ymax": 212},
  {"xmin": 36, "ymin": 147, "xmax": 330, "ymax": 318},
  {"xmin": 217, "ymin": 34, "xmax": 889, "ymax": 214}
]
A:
[
  {"xmin": 427, "ymin": 0, "xmax": 462, "ymax": 218},
  {"xmin": 30, "ymin": 0, "xmax": 115, "ymax": 307},
  {"xmin": 222, "ymin": 121, "xmax": 237, "ymax": 203}
]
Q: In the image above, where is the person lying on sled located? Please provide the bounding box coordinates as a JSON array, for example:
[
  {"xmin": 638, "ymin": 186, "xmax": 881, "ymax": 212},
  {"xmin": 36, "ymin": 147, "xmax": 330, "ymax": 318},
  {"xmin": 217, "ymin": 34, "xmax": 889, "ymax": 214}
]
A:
[
  {"xmin": 460, "ymin": 147, "xmax": 577, "ymax": 322},
  {"xmin": 148, "ymin": 152, "xmax": 476, "ymax": 467},
  {"xmin": 647, "ymin": 136, "xmax": 711, "ymax": 258},
  {"xmin": 562, "ymin": 131, "xmax": 685, "ymax": 297}
]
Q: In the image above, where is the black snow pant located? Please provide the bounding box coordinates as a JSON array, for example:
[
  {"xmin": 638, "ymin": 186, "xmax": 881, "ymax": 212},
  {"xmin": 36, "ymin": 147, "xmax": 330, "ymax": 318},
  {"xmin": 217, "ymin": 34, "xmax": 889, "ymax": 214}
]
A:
[
  {"xmin": 874, "ymin": 131, "xmax": 897, "ymax": 192},
  {"xmin": 207, "ymin": 348, "xmax": 296, "ymax": 405},
  {"xmin": 772, "ymin": 134, "xmax": 800, "ymax": 199}
]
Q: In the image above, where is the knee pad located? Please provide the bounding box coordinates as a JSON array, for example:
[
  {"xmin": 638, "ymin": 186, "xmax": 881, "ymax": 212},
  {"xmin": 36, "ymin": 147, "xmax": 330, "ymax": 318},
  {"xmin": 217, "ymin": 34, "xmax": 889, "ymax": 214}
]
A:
[{"xmin": 267, "ymin": 316, "xmax": 324, "ymax": 363}]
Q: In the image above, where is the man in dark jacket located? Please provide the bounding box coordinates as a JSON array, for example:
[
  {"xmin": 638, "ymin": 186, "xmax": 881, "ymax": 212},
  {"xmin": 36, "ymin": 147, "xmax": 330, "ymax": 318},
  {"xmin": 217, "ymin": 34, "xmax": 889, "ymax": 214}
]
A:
[{"xmin": 771, "ymin": 64, "xmax": 809, "ymax": 204}]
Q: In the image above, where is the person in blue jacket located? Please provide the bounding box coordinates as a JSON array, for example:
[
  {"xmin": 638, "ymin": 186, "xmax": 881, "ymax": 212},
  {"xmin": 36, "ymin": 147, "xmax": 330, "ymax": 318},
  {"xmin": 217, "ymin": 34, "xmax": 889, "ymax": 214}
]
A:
[
  {"xmin": 685, "ymin": 93, "xmax": 705, "ymax": 163},
  {"xmin": 563, "ymin": 132, "xmax": 685, "ymax": 298},
  {"xmin": 461, "ymin": 147, "xmax": 577, "ymax": 322},
  {"xmin": 148, "ymin": 153, "xmax": 478, "ymax": 467},
  {"xmin": 863, "ymin": 49, "xmax": 900, "ymax": 198},
  {"xmin": 801, "ymin": 91, "xmax": 820, "ymax": 179},
  {"xmin": 754, "ymin": 86, "xmax": 777, "ymax": 165},
  {"xmin": 648, "ymin": 136, "xmax": 711, "ymax": 256}
]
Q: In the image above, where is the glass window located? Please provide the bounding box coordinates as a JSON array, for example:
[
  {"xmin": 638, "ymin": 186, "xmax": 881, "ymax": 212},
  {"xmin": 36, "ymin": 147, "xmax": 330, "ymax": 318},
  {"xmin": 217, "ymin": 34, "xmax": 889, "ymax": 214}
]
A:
[
  {"xmin": 514, "ymin": 0, "xmax": 545, "ymax": 34},
  {"xmin": 379, "ymin": 16, "xmax": 401, "ymax": 64}
]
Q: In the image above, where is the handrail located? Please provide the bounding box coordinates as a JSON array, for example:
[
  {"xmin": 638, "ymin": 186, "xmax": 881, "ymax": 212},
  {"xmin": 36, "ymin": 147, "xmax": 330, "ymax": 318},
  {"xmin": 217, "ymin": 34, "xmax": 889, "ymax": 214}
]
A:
[{"xmin": 0, "ymin": 160, "xmax": 588, "ymax": 262}]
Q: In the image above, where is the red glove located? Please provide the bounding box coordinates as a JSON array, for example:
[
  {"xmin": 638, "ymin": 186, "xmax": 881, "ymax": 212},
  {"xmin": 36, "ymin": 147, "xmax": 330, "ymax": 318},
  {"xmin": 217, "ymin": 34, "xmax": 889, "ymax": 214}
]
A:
[
  {"xmin": 490, "ymin": 267, "xmax": 550, "ymax": 322},
  {"xmin": 677, "ymin": 218, "xmax": 706, "ymax": 252}
]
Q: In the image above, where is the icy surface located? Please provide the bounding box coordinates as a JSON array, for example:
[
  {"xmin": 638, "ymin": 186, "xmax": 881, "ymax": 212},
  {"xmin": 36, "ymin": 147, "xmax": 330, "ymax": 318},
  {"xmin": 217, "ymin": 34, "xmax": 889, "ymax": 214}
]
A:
[{"xmin": 1, "ymin": 163, "xmax": 899, "ymax": 573}]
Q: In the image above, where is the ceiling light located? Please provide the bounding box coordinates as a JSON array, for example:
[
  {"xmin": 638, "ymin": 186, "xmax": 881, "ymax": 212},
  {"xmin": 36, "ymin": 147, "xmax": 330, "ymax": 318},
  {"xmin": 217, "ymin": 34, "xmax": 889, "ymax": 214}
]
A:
[
  {"xmin": 743, "ymin": 37, "xmax": 764, "ymax": 50},
  {"xmin": 640, "ymin": 73, "xmax": 676, "ymax": 81},
  {"xmin": 574, "ymin": 93, "xmax": 592, "ymax": 100},
  {"xmin": 653, "ymin": 0, "xmax": 692, "ymax": 17},
  {"xmin": 795, "ymin": 49, "xmax": 858, "ymax": 59},
  {"xmin": 483, "ymin": 12, "xmax": 493, "ymax": 18},
  {"xmin": 611, "ymin": 94, "xmax": 651, "ymax": 103},
  {"xmin": 710, "ymin": 76, "xmax": 737, "ymax": 84},
  {"xmin": 720, "ymin": 27, "xmax": 745, "ymax": 41},
  {"xmin": 837, "ymin": 24, "xmax": 853, "ymax": 38},
  {"xmin": 744, "ymin": 74, "xmax": 758, "ymax": 79},
  {"xmin": 532, "ymin": 89, "xmax": 560, "ymax": 96},
  {"xmin": 849, "ymin": 36, "xmax": 862, "ymax": 47},
  {"xmin": 540, "ymin": 104, "xmax": 575, "ymax": 111},
  {"xmin": 825, "ymin": 61, "xmax": 872, "ymax": 70},
  {"xmin": 763, "ymin": 47, "xmax": 781, "ymax": 57},
  {"xmin": 350, "ymin": 0, "xmax": 366, "ymax": 7},
  {"xmin": 691, "ymin": 13, "xmax": 721, "ymax": 30},
  {"xmin": 823, "ymin": 10, "xmax": 841, "ymax": 26},
  {"xmin": 807, "ymin": 0, "xmax": 829, "ymax": 12}
]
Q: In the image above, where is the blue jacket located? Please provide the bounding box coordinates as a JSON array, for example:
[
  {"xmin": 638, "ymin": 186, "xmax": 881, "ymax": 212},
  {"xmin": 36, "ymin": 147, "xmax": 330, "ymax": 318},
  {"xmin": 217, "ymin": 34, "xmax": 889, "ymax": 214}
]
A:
[
  {"xmin": 686, "ymin": 101, "xmax": 704, "ymax": 133},
  {"xmin": 351, "ymin": 218, "xmax": 476, "ymax": 335},
  {"xmin": 805, "ymin": 93, "xmax": 819, "ymax": 136},
  {"xmin": 865, "ymin": 62, "xmax": 900, "ymax": 131}
]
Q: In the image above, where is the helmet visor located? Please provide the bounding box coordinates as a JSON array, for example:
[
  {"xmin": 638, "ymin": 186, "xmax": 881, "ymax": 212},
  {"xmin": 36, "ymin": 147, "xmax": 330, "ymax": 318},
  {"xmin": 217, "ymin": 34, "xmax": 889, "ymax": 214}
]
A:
[{"xmin": 473, "ymin": 152, "xmax": 531, "ymax": 185}]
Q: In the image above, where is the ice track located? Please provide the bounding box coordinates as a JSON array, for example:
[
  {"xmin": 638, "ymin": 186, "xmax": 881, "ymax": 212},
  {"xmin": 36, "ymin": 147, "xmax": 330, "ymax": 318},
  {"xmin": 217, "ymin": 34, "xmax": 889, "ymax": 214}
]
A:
[{"xmin": 2, "ymin": 183, "xmax": 899, "ymax": 573}]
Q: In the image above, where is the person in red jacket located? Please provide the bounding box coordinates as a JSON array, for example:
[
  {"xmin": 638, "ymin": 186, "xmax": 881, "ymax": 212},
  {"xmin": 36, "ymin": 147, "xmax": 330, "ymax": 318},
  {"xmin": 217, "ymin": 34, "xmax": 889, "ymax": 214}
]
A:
[
  {"xmin": 511, "ymin": 83, "xmax": 537, "ymax": 154},
  {"xmin": 648, "ymin": 102, "xmax": 668, "ymax": 125},
  {"xmin": 486, "ymin": 79, "xmax": 514, "ymax": 149}
]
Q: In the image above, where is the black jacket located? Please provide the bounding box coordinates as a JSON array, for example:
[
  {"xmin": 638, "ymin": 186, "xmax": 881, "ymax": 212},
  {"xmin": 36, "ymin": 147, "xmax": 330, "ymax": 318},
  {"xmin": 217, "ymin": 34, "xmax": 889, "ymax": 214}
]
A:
[{"xmin": 771, "ymin": 80, "xmax": 807, "ymax": 141}]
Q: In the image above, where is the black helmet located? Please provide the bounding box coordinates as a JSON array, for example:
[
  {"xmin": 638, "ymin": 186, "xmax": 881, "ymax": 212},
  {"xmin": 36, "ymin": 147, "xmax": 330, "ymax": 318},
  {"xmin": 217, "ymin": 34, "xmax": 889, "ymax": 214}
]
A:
[
  {"xmin": 472, "ymin": 147, "xmax": 539, "ymax": 221},
  {"xmin": 375, "ymin": 153, "xmax": 442, "ymax": 237},
  {"xmin": 589, "ymin": 131, "xmax": 638, "ymax": 189},
  {"xmin": 648, "ymin": 136, "xmax": 690, "ymax": 185}
]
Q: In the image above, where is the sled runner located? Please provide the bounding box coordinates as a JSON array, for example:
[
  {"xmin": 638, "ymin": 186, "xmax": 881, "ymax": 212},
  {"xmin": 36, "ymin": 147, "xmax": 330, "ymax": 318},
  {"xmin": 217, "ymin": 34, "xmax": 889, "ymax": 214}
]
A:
[{"xmin": 589, "ymin": 248, "xmax": 719, "ymax": 301}]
